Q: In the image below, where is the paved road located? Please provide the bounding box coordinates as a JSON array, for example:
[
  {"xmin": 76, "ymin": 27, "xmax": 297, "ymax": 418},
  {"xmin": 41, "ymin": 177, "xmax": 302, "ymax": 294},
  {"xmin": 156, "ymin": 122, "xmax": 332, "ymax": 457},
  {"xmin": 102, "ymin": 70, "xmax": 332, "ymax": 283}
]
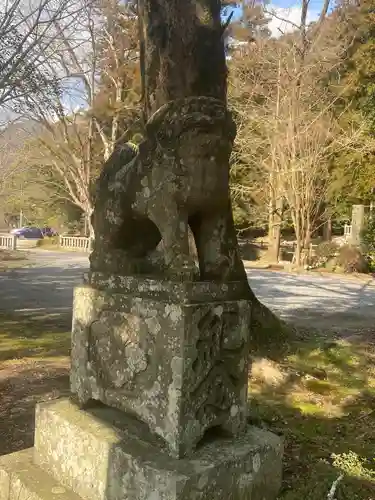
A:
[
  {"xmin": 0, "ymin": 249, "xmax": 374, "ymax": 330},
  {"xmin": 0, "ymin": 250, "xmax": 87, "ymax": 317}
]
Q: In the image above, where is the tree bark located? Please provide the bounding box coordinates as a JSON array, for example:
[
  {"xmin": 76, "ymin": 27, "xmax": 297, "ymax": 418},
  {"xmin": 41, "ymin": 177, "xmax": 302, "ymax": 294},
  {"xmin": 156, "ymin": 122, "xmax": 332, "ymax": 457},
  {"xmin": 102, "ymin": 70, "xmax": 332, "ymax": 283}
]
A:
[
  {"xmin": 322, "ymin": 217, "xmax": 332, "ymax": 241},
  {"xmin": 268, "ymin": 188, "xmax": 282, "ymax": 263},
  {"xmin": 138, "ymin": 0, "xmax": 227, "ymax": 119}
]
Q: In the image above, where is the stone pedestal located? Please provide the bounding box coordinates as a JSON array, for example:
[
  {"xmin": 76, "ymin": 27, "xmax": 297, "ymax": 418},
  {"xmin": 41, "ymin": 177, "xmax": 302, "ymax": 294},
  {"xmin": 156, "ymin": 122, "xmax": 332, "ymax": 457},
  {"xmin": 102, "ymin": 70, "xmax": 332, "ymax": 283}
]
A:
[
  {"xmin": 0, "ymin": 399, "xmax": 283, "ymax": 500},
  {"xmin": 70, "ymin": 274, "xmax": 252, "ymax": 459},
  {"xmin": 0, "ymin": 275, "xmax": 283, "ymax": 500}
]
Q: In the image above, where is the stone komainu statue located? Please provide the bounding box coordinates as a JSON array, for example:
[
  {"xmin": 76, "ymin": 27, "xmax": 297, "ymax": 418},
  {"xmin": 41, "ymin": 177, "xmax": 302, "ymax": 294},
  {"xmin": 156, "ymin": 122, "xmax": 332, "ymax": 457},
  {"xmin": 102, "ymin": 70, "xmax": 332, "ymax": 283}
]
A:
[{"xmin": 89, "ymin": 96, "xmax": 246, "ymax": 282}]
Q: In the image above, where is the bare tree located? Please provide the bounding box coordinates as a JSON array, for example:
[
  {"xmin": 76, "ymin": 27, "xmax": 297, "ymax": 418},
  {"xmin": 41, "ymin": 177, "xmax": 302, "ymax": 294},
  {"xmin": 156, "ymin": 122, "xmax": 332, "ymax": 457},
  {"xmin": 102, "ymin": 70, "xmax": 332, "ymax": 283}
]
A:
[
  {"xmin": 229, "ymin": 0, "xmax": 358, "ymax": 265},
  {"xmin": 93, "ymin": 0, "xmax": 140, "ymax": 160},
  {"xmin": 0, "ymin": 0, "xmax": 83, "ymax": 115},
  {"xmin": 21, "ymin": 0, "xmax": 140, "ymax": 235},
  {"xmin": 268, "ymin": 0, "xmax": 352, "ymax": 265},
  {"xmin": 0, "ymin": 0, "xmax": 88, "ymax": 225},
  {"xmin": 229, "ymin": 37, "xmax": 276, "ymax": 238},
  {"xmin": 0, "ymin": 119, "xmax": 43, "ymax": 198}
]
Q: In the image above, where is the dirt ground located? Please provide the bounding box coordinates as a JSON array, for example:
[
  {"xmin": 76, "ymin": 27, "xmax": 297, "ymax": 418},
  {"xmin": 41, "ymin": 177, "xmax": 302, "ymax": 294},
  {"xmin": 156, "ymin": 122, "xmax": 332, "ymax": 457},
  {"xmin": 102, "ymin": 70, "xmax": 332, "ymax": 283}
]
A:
[{"xmin": 0, "ymin": 357, "xmax": 70, "ymax": 456}]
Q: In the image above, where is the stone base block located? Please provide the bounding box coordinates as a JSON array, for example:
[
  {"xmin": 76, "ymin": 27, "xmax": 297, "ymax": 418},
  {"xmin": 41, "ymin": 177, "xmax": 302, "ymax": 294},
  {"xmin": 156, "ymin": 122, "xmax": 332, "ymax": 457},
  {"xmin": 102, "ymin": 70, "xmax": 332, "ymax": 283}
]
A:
[
  {"xmin": 71, "ymin": 280, "xmax": 252, "ymax": 458},
  {"xmin": 0, "ymin": 449, "xmax": 81, "ymax": 500},
  {"xmin": 33, "ymin": 398, "xmax": 283, "ymax": 500}
]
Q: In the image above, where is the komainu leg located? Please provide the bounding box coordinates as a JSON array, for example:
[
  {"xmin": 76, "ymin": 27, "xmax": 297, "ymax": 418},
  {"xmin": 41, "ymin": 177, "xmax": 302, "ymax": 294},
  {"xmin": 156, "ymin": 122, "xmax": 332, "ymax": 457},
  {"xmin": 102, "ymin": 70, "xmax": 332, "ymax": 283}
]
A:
[
  {"xmin": 190, "ymin": 203, "xmax": 246, "ymax": 282},
  {"xmin": 149, "ymin": 205, "xmax": 197, "ymax": 280}
]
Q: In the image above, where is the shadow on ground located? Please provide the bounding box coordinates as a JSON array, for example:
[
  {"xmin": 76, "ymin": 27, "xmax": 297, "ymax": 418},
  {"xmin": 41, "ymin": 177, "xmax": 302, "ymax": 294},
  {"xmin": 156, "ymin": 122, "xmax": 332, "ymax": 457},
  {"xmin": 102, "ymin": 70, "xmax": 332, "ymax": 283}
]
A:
[
  {"xmin": 248, "ymin": 270, "xmax": 375, "ymax": 333},
  {"xmin": 0, "ymin": 264, "xmax": 83, "ymax": 360},
  {"xmin": 0, "ymin": 359, "xmax": 70, "ymax": 456},
  {"xmin": 0, "ymin": 307, "xmax": 71, "ymax": 455},
  {"xmin": 0, "ymin": 265, "xmax": 84, "ymax": 315},
  {"xmin": 250, "ymin": 334, "xmax": 375, "ymax": 499}
]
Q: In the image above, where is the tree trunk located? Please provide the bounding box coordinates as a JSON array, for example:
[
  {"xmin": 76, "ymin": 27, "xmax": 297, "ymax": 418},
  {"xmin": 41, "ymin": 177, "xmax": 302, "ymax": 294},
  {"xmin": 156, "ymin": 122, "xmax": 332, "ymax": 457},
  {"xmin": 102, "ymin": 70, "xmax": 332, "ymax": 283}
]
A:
[
  {"xmin": 322, "ymin": 217, "xmax": 332, "ymax": 241},
  {"xmin": 294, "ymin": 240, "xmax": 301, "ymax": 267},
  {"xmin": 138, "ymin": 0, "xmax": 292, "ymax": 356},
  {"xmin": 301, "ymin": 216, "xmax": 311, "ymax": 266},
  {"xmin": 139, "ymin": 0, "xmax": 226, "ymax": 119},
  {"xmin": 292, "ymin": 210, "xmax": 303, "ymax": 267},
  {"xmin": 304, "ymin": 215, "xmax": 311, "ymax": 248},
  {"xmin": 88, "ymin": 211, "xmax": 95, "ymax": 240},
  {"xmin": 268, "ymin": 186, "xmax": 282, "ymax": 262},
  {"xmin": 268, "ymin": 217, "xmax": 282, "ymax": 263}
]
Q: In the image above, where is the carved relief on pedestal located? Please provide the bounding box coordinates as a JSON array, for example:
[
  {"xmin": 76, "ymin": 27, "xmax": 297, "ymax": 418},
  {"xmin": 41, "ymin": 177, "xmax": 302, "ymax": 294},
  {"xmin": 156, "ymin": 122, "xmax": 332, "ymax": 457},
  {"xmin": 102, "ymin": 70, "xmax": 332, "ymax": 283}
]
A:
[
  {"xmin": 185, "ymin": 302, "xmax": 250, "ymax": 442},
  {"xmin": 88, "ymin": 311, "xmax": 148, "ymax": 390}
]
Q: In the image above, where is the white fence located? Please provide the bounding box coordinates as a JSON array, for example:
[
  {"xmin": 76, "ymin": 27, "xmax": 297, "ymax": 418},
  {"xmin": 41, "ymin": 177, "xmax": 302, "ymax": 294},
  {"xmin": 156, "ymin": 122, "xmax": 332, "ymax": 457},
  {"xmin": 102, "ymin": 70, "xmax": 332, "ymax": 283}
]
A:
[
  {"xmin": 0, "ymin": 234, "xmax": 16, "ymax": 250},
  {"xmin": 344, "ymin": 224, "xmax": 352, "ymax": 239},
  {"xmin": 59, "ymin": 236, "xmax": 93, "ymax": 252}
]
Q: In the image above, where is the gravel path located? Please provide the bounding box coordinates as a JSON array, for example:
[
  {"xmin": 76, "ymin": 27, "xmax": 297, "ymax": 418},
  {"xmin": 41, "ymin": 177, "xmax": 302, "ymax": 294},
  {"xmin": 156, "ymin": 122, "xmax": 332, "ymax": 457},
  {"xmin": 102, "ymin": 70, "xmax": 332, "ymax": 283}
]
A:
[
  {"xmin": 0, "ymin": 249, "xmax": 374, "ymax": 330},
  {"xmin": 247, "ymin": 268, "xmax": 375, "ymax": 331},
  {"xmin": 0, "ymin": 250, "xmax": 87, "ymax": 317}
]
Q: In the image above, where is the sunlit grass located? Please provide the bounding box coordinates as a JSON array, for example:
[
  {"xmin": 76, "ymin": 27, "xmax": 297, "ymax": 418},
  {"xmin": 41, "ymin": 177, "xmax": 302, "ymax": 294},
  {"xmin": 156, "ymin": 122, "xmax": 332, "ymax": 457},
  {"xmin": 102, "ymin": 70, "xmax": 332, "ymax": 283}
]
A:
[
  {"xmin": 0, "ymin": 312, "xmax": 70, "ymax": 361},
  {"xmin": 249, "ymin": 337, "xmax": 375, "ymax": 499}
]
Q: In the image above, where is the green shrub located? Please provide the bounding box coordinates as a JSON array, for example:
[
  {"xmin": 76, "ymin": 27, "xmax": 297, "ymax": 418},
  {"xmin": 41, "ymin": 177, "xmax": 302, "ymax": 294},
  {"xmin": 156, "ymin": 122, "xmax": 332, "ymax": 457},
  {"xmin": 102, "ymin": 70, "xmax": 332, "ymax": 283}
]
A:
[
  {"xmin": 360, "ymin": 216, "xmax": 375, "ymax": 271},
  {"xmin": 239, "ymin": 242, "xmax": 260, "ymax": 261},
  {"xmin": 337, "ymin": 245, "xmax": 369, "ymax": 273},
  {"xmin": 332, "ymin": 451, "xmax": 375, "ymax": 481},
  {"xmin": 314, "ymin": 241, "xmax": 339, "ymax": 267},
  {"xmin": 361, "ymin": 216, "xmax": 375, "ymax": 252},
  {"xmin": 37, "ymin": 236, "xmax": 60, "ymax": 247}
]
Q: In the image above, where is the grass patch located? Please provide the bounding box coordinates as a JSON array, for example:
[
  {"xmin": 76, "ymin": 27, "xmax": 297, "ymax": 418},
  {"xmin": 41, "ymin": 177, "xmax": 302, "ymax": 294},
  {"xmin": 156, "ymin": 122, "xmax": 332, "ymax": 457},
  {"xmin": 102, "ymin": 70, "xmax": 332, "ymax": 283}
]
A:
[
  {"xmin": 0, "ymin": 249, "xmax": 28, "ymax": 271},
  {"xmin": 0, "ymin": 311, "xmax": 71, "ymax": 361},
  {"xmin": 250, "ymin": 336, "xmax": 375, "ymax": 499}
]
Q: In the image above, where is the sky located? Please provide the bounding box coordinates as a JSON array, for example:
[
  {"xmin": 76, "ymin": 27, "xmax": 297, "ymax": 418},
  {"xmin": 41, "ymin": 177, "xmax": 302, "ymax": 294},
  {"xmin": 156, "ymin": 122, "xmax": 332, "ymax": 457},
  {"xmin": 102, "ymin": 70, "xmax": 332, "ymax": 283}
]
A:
[
  {"xmin": 263, "ymin": 0, "xmax": 327, "ymax": 37},
  {"xmin": 226, "ymin": 0, "xmax": 327, "ymax": 37}
]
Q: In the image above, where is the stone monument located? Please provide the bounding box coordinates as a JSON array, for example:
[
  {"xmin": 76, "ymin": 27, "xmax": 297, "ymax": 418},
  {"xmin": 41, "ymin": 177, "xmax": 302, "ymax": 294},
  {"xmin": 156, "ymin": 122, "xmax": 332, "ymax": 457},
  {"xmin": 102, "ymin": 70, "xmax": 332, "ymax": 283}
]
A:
[
  {"xmin": 350, "ymin": 204, "xmax": 365, "ymax": 246},
  {"xmin": 0, "ymin": 1, "xmax": 283, "ymax": 498}
]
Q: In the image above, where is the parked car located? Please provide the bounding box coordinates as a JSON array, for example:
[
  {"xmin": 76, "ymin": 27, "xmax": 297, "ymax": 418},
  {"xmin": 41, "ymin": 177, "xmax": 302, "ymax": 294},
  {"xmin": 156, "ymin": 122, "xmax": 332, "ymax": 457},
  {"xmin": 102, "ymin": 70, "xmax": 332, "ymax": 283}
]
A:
[
  {"xmin": 10, "ymin": 227, "xmax": 27, "ymax": 235},
  {"xmin": 10, "ymin": 226, "xmax": 44, "ymax": 239},
  {"xmin": 10, "ymin": 226, "xmax": 58, "ymax": 238}
]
